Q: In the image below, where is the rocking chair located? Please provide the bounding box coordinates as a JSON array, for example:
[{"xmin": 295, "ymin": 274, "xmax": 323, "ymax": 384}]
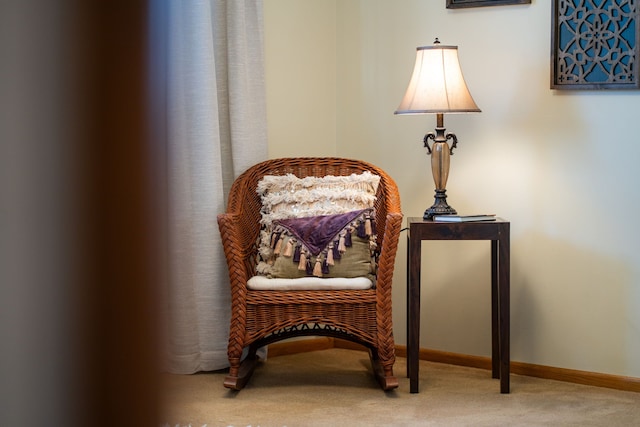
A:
[{"xmin": 217, "ymin": 157, "xmax": 403, "ymax": 390}]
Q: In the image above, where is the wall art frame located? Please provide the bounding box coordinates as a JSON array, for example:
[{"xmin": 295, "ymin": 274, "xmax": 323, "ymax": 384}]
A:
[
  {"xmin": 446, "ymin": 0, "xmax": 531, "ymax": 8},
  {"xmin": 551, "ymin": 0, "xmax": 640, "ymax": 90}
]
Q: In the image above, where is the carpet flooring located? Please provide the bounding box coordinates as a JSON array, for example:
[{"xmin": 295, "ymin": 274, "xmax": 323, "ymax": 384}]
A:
[{"xmin": 161, "ymin": 348, "xmax": 640, "ymax": 426}]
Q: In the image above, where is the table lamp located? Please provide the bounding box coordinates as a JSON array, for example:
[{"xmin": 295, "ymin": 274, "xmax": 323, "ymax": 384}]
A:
[{"xmin": 395, "ymin": 39, "xmax": 480, "ymax": 219}]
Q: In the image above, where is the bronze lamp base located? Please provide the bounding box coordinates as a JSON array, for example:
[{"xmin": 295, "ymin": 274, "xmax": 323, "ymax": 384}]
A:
[
  {"xmin": 423, "ymin": 189, "xmax": 456, "ymax": 219},
  {"xmin": 422, "ymin": 113, "xmax": 458, "ymax": 220}
]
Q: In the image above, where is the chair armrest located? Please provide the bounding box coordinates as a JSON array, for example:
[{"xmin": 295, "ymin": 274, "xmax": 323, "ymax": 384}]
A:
[
  {"xmin": 217, "ymin": 212, "xmax": 257, "ymax": 287},
  {"xmin": 375, "ymin": 212, "xmax": 403, "ymax": 294}
]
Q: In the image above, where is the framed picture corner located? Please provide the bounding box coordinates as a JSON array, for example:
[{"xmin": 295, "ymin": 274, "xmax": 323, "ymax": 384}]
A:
[{"xmin": 551, "ymin": 0, "xmax": 640, "ymax": 90}]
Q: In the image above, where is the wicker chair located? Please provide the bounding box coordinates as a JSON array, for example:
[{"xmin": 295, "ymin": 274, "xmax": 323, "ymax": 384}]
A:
[{"xmin": 217, "ymin": 157, "xmax": 403, "ymax": 390}]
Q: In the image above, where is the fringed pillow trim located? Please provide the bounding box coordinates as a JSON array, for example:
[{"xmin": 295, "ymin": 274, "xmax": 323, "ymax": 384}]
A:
[{"xmin": 268, "ymin": 208, "xmax": 377, "ymax": 278}]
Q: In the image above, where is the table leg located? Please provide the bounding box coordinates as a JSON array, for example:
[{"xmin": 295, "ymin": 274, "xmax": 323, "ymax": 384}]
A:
[
  {"xmin": 491, "ymin": 240, "xmax": 499, "ymax": 379},
  {"xmin": 408, "ymin": 231, "xmax": 421, "ymax": 393},
  {"xmin": 406, "ymin": 233, "xmax": 410, "ymax": 379},
  {"xmin": 499, "ymin": 229, "xmax": 511, "ymax": 393}
]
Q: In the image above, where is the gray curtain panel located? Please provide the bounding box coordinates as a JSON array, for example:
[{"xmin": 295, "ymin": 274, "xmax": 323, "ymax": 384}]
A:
[{"xmin": 165, "ymin": 0, "xmax": 267, "ymax": 374}]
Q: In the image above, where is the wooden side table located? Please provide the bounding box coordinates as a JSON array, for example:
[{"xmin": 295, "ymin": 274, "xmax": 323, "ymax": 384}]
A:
[{"xmin": 406, "ymin": 217, "xmax": 510, "ymax": 393}]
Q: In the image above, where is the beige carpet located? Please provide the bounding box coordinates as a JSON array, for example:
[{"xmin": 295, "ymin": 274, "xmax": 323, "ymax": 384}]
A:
[{"xmin": 161, "ymin": 348, "xmax": 640, "ymax": 426}]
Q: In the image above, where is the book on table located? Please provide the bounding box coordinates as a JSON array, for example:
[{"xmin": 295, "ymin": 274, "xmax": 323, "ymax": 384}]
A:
[{"xmin": 432, "ymin": 214, "xmax": 496, "ymax": 222}]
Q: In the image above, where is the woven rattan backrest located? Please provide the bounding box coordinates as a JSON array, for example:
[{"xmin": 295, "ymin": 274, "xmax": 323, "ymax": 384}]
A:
[{"xmin": 225, "ymin": 157, "xmax": 401, "ymax": 275}]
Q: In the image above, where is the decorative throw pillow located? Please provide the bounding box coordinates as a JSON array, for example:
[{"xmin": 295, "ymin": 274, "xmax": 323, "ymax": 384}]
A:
[
  {"xmin": 255, "ymin": 171, "xmax": 380, "ymax": 278},
  {"xmin": 267, "ymin": 208, "xmax": 377, "ymax": 280}
]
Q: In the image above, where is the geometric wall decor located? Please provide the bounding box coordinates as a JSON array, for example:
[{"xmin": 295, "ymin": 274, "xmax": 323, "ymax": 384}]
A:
[
  {"xmin": 551, "ymin": 0, "xmax": 640, "ymax": 90},
  {"xmin": 446, "ymin": 0, "xmax": 530, "ymax": 7}
]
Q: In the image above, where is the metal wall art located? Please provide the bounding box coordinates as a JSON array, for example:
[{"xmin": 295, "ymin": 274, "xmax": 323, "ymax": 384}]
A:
[
  {"xmin": 446, "ymin": 0, "xmax": 531, "ymax": 8},
  {"xmin": 551, "ymin": 0, "xmax": 640, "ymax": 90}
]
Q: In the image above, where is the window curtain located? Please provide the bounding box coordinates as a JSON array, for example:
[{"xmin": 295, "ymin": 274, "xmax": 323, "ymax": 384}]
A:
[{"xmin": 165, "ymin": 0, "xmax": 267, "ymax": 374}]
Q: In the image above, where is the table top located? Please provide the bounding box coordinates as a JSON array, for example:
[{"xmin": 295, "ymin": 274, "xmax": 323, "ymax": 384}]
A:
[
  {"xmin": 408, "ymin": 217, "xmax": 509, "ymax": 224},
  {"xmin": 407, "ymin": 217, "xmax": 510, "ymax": 239}
]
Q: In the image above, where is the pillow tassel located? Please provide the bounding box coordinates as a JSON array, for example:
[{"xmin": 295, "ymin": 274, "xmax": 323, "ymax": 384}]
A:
[
  {"xmin": 357, "ymin": 221, "xmax": 367, "ymax": 239},
  {"xmin": 313, "ymin": 259, "xmax": 323, "ymax": 277},
  {"xmin": 344, "ymin": 228, "xmax": 353, "ymax": 247},
  {"xmin": 283, "ymin": 238, "xmax": 294, "ymax": 257},
  {"xmin": 326, "ymin": 245, "xmax": 335, "ymax": 265},
  {"xmin": 365, "ymin": 218, "xmax": 372, "ymax": 236},
  {"xmin": 271, "ymin": 231, "xmax": 281, "ymax": 249},
  {"xmin": 293, "ymin": 244, "xmax": 301, "ymax": 263},
  {"xmin": 332, "ymin": 242, "xmax": 342, "ymax": 260},
  {"xmin": 274, "ymin": 235, "xmax": 284, "ymax": 255},
  {"xmin": 338, "ymin": 234, "xmax": 347, "ymax": 253},
  {"xmin": 321, "ymin": 258, "xmax": 330, "ymax": 275},
  {"xmin": 298, "ymin": 251, "xmax": 307, "ymax": 271},
  {"xmin": 306, "ymin": 256, "xmax": 313, "ymax": 275}
]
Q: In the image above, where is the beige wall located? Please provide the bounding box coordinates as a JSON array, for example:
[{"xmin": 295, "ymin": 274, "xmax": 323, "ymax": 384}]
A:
[
  {"xmin": 264, "ymin": 0, "xmax": 640, "ymax": 378},
  {"xmin": 264, "ymin": 0, "xmax": 337, "ymax": 157}
]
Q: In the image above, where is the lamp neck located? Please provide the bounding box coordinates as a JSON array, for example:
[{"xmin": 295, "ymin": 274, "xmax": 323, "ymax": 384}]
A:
[{"xmin": 433, "ymin": 113, "xmax": 447, "ymax": 143}]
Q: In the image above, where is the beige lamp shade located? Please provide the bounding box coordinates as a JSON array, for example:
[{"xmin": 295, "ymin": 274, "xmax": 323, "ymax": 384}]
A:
[{"xmin": 395, "ymin": 43, "xmax": 480, "ymax": 114}]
